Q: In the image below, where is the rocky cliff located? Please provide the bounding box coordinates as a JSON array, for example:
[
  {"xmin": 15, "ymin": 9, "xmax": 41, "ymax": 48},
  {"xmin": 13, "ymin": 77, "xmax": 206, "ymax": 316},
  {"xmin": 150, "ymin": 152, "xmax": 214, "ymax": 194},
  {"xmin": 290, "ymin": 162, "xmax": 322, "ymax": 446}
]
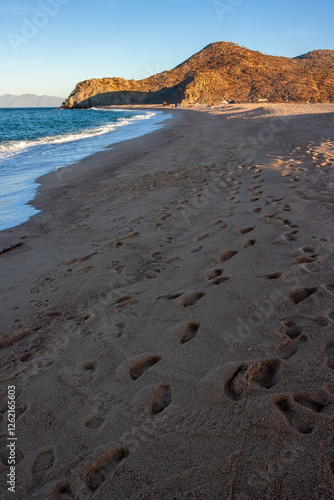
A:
[{"xmin": 61, "ymin": 42, "xmax": 334, "ymax": 108}]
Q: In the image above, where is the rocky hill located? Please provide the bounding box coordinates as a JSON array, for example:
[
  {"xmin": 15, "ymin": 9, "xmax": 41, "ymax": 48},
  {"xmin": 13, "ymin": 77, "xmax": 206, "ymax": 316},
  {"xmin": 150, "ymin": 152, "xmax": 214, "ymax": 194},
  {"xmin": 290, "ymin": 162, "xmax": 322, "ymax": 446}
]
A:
[
  {"xmin": 61, "ymin": 42, "xmax": 334, "ymax": 108},
  {"xmin": 0, "ymin": 94, "xmax": 64, "ymax": 107}
]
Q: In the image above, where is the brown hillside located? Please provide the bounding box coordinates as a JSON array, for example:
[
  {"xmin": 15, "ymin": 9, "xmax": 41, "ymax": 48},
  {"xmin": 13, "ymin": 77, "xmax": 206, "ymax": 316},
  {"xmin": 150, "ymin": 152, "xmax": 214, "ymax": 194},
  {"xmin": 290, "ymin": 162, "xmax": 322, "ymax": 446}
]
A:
[{"xmin": 61, "ymin": 42, "xmax": 334, "ymax": 108}]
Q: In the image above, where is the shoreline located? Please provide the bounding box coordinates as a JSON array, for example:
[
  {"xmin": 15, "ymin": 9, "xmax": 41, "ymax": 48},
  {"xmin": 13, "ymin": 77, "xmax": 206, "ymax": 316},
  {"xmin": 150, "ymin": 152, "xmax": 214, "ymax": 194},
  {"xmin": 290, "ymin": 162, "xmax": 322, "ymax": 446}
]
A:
[
  {"xmin": 0, "ymin": 107, "xmax": 173, "ymax": 233},
  {"xmin": 1, "ymin": 103, "xmax": 334, "ymax": 499},
  {"xmin": 32, "ymin": 107, "xmax": 177, "ymax": 214}
]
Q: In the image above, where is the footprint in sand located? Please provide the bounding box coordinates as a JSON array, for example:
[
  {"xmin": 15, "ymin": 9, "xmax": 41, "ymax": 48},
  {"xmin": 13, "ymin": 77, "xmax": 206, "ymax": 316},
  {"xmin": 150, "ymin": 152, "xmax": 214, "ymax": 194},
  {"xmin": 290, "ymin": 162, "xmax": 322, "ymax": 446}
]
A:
[
  {"xmin": 194, "ymin": 233, "xmax": 209, "ymax": 242},
  {"xmin": 303, "ymin": 262, "xmax": 321, "ymax": 273},
  {"xmin": 210, "ymin": 219, "xmax": 228, "ymax": 228},
  {"xmin": 288, "ymin": 287, "xmax": 318, "ymax": 305},
  {"xmin": 263, "ymin": 272, "xmax": 282, "ymax": 280},
  {"xmin": 115, "ymin": 295, "xmax": 139, "ymax": 308},
  {"xmin": 277, "ymin": 334, "xmax": 308, "ymax": 360},
  {"xmin": 280, "ymin": 218, "xmax": 295, "ymax": 228},
  {"xmin": 32, "ymin": 450, "xmax": 55, "ymax": 484},
  {"xmin": 280, "ymin": 319, "xmax": 303, "ymax": 339},
  {"xmin": 131, "ymin": 383, "xmax": 172, "ymax": 415},
  {"xmin": 293, "ymin": 391, "xmax": 333, "ymax": 416},
  {"xmin": 207, "ymin": 268, "xmax": 232, "ymax": 286},
  {"xmin": 75, "ymin": 265, "xmax": 94, "ymax": 274},
  {"xmin": 242, "ymin": 239, "xmax": 256, "ymax": 248},
  {"xmin": 78, "ymin": 360, "xmax": 97, "ymax": 372},
  {"xmin": 219, "ymin": 250, "xmax": 238, "ymax": 262},
  {"xmin": 273, "ymin": 396, "xmax": 314, "ymax": 434},
  {"xmin": 127, "ymin": 216, "xmax": 142, "ymax": 224},
  {"xmin": 178, "ymin": 322, "xmax": 200, "ymax": 344},
  {"xmin": 36, "ymin": 310, "xmax": 62, "ymax": 320},
  {"xmin": 224, "ymin": 359, "xmax": 281, "ymax": 401},
  {"xmin": 283, "ymin": 230, "xmax": 298, "ymax": 241},
  {"xmin": 50, "ymin": 481, "xmax": 74, "ymax": 499},
  {"xmin": 190, "ymin": 246, "xmax": 203, "ymax": 253},
  {"xmin": 207, "ymin": 268, "xmax": 223, "ymax": 280},
  {"xmin": 65, "ymin": 312, "xmax": 96, "ymax": 325},
  {"xmin": 270, "ymin": 197, "xmax": 284, "ymax": 203},
  {"xmin": 30, "ymin": 299, "xmax": 44, "ymax": 308},
  {"xmin": 62, "ymin": 252, "xmax": 98, "ymax": 265},
  {"xmin": 262, "ymin": 213, "xmax": 278, "ymax": 221},
  {"xmin": 58, "ymin": 362, "xmax": 98, "ymax": 393},
  {"xmin": 156, "ymin": 292, "xmax": 184, "ymax": 301},
  {"xmin": 112, "ymin": 240, "xmax": 123, "ymax": 248},
  {"xmin": 150, "ymin": 384, "xmax": 172, "ymax": 415},
  {"xmin": 238, "ymin": 227, "xmax": 255, "ymax": 235},
  {"xmin": 84, "ymin": 413, "xmax": 105, "ymax": 430},
  {"xmin": 85, "ymin": 447, "xmax": 129, "ymax": 491},
  {"xmin": 293, "ymin": 255, "xmax": 316, "ymax": 264},
  {"xmin": 208, "ymin": 275, "xmax": 232, "ymax": 286},
  {"xmin": 111, "ymin": 261, "xmax": 124, "ymax": 273},
  {"xmin": 179, "ymin": 292, "xmax": 206, "ymax": 308},
  {"xmin": 312, "ymin": 316, "xmax": 329, "ymax": 327},
  {"xmin": 128, "ymin": 355, "xmax": 162, "ymax": 381},
  {"xmin": 325, "ymin": 342, "xmax": 334, "ymax": 369},
  {"xmin": 301, "ymin": 246, "xmax": 316, "ymax": 254},
  {"xmin": 115, "ymin": 353, "xmax": 162, "ymax": 382}
]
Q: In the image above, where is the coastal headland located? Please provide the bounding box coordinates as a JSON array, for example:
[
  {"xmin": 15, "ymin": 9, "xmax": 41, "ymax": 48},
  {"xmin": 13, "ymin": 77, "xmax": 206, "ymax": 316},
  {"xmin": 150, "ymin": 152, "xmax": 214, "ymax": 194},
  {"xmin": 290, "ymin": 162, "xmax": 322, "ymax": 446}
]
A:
[
  {"xmin": 61, "ymin": 42, "xmax": 334, "ymax": 108},
  {"xmin": 1, "ymin": 103, "xmax": 334, "ymax": 499}
]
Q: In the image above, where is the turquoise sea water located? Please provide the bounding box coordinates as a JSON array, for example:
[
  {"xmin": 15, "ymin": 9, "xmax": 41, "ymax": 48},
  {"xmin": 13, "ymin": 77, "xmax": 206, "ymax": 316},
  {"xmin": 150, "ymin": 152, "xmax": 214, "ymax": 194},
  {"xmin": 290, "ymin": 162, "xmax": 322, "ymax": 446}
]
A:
[{"xmin": 0, "ymin": 107, "xmax": 171, "ymax": 231}]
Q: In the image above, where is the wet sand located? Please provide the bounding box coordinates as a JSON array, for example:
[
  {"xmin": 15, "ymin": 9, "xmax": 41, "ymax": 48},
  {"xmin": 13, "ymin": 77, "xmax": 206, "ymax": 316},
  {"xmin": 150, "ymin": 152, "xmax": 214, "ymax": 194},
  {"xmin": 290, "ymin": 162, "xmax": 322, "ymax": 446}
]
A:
[{"xmin": 1, "ymin": 103, "xmax": 334, "ymax": 499}]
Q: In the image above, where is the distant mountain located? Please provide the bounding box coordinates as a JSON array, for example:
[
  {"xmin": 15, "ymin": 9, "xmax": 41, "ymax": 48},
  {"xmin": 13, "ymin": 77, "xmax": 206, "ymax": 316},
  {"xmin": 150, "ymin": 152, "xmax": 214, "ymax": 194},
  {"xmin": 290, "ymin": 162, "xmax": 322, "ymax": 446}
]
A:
[
  {"xmin": 0, "ymin": 94, "xmax": 64, "ymax": 108},
  {"xmin": 62, "ymin": 42, "xmax": 334, "ymax": 108}
]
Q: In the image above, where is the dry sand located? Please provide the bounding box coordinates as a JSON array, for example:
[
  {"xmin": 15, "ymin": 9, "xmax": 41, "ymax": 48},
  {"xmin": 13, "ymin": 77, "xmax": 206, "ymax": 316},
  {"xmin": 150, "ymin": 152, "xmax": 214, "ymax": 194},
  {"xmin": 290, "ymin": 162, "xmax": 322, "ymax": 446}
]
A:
[{"xmin": 1, "ymin": 103, "xmax": 334, "ymax": 499}]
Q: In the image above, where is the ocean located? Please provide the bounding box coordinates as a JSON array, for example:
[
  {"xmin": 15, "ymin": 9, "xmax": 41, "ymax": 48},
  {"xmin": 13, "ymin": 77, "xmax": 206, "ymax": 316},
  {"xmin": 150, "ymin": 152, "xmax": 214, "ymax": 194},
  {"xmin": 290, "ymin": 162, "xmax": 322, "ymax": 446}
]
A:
[{"xmin": 0, "ymin": 107, "xmax": 171, "ymax": 231}]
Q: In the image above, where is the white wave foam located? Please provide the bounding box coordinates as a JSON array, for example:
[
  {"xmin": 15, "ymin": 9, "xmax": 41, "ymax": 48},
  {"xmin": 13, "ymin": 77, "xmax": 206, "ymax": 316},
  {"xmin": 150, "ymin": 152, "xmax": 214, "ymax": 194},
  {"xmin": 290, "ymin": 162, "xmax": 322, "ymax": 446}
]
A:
[
  {"xmin": 90, "ymin": 107, "xmax": 155, "ymax": 115},
  {"xmin": 0, "ymin": 113, "xmax": 153, "ymax": 159}
]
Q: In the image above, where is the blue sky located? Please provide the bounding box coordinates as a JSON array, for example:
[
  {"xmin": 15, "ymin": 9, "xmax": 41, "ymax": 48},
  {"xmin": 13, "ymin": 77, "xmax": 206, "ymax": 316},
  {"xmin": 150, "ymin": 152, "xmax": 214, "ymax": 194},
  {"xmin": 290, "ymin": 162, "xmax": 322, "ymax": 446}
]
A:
[{"xmin": 0, "ymin": 0, "xmax": 333, "ymax": 98}]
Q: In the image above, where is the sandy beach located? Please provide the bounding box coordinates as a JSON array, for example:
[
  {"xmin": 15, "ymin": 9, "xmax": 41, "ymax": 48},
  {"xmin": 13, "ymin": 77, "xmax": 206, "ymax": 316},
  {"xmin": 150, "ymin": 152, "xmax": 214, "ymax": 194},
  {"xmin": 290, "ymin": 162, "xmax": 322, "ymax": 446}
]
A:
[{"xmin": 1, "ymin": 103, "xmax": 334, "ymax": 499}]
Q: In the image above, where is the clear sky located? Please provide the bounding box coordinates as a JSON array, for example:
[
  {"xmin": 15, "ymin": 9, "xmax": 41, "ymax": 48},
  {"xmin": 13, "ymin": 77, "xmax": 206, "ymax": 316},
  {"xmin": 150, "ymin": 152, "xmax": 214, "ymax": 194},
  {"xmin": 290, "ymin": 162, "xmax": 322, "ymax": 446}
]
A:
[{"xmin": 1, "ymin": 0, "xmax": 333, "ymax": 98}]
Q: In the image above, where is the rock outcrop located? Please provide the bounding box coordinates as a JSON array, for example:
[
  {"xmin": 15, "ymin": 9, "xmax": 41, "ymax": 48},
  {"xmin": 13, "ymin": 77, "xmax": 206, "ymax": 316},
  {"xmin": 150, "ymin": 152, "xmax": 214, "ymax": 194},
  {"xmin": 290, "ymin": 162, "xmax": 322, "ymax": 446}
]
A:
[{"xmin": 61, "ymin": 42, "xmax": 334, "ymax": 108}]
